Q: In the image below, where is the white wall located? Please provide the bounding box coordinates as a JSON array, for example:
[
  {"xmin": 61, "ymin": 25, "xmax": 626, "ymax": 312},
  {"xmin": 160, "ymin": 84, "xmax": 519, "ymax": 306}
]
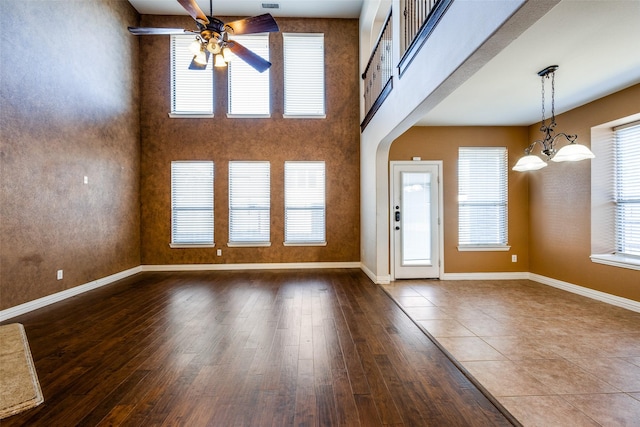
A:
[{"xmin": 358, "ymin": 0, "xmax": 560, "ymax": 282}]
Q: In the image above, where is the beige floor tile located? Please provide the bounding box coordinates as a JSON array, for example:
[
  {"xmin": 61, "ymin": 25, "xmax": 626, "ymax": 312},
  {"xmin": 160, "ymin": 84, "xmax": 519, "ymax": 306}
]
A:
[
  {"xmin": 416, "ymin": 319, "xmax": 475, "ymax": 337},
  {"xmin": 462, "ymin": 360, "xmax": 548, "ymax": 397},
  {"xmin": 627, "ymin": 357, "xmax": 640, "ymax": 368},
  {"xmin": 499, "ymin": 395, "xmax": 600, "ymax": 427},
  {"xmin": 482, "ymin": 336, "xmax": 561, "ymax": 360},
  {"xmin": 436, "ymin": 336, "xmax": 506, "ymax": 361},
  {"xmin": 520, "ymin": 358, "xmax": 618, "ymax": 394},
  {"xmin": 564, "ymin": 393, "xmax": 640, "ymax": 427},
  {"xmin": 403, "ymin": 306, "xmax": 449, "ymax": 320},
  {"xmin": 394, "ymin": 295, "xmax": 434, "ymax": 307},
  {"xmin": 631, "ymin": 392, "xmax": 640, "ymax": 402},
  {"xmin": 458, "ymin": 317, "xmax": 516, "ymax": 337},
  {"xmin": 570, "ymin": 357, "xmax": 640, "ymax": 392}
]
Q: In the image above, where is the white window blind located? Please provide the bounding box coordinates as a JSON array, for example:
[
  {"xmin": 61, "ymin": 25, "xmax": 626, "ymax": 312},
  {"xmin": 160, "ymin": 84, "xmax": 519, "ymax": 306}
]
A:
[
  {"xmin": 614, "ymin": 121, "xmax": 640, "ymax": 257},
  {"xmin": 283, "ymin": 33, "xmax": 325, "ymax": 117},
  {"xmin": 285, "ymin": 161, "xmax": 326, "ymax": 244},
  {"xmin": 171, "ymin": 161, "xmax": 214, "ymax": 246},
  {"xmin": 229, "ymin": 161, "xmax": 270, "ymax": 244},
  {"xmin": 170, "ymin": 35, "xmax": 214, "ymax": 115},
  {"xmin": 458, "ymin": 147, "xmax": 508, "ymax": 247},
  {"xmin": 228, "ymin": 34, "xmax": 270, "ymax": 116}
]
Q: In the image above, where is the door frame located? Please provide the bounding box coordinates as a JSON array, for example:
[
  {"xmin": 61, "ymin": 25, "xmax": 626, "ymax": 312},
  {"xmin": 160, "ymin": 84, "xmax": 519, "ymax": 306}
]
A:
[{"xmin": 390, "ymin": 160, "xmax": 444, "ymax": 280}]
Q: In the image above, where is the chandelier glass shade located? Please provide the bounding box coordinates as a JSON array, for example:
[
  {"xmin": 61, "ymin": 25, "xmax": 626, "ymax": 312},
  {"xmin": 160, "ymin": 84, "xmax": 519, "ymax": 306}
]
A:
[{"xmin": 513, "ymin": 65, "xmax": 595, "ymax": 172}]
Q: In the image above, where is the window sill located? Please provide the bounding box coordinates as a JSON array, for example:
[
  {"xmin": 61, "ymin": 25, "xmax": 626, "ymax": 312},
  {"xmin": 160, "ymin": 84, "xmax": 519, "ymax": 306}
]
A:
[
  {"xmin": 169, "ymin": 243, "xmax": 215, "ymax": 249},
  {"xmin": 226, "ymin": 114, "xmax": 271, "ymax": 119},
  {"xmin": 168, "ymin": 113, "xmax": 214, "ymax": 118},
  {"xmin": 590, "ymin": 254, "xmax": 640, "ymax": 271},
  {"xmin": 227, "ymin": 242, "xmax": 271, "ymax": 248},
  {"xmin": 283, "ymin": 114, "xmax": 326, "ymax": 119},
  {"xmin": 284, "ymin": 242, "xmax": 327, "ymax": 247},
  {"xmin": 457, "ymin": 245, "xmax": 511, "ymax": 252}
]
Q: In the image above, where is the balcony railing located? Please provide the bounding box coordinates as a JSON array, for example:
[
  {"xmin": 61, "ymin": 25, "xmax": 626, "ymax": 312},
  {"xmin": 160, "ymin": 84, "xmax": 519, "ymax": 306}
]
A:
[
  {"xmin": 361, "ymin": 10, "xmax": 393, "ymax": 131},
  {"xmin": 361, "ymin": 0, "xmax": 453, "ymax": 130}
]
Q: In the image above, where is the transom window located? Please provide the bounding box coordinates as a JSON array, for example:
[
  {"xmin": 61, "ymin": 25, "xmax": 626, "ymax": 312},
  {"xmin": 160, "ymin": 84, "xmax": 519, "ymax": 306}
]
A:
[
  {"xmin": 283, "ymin": 33, "xmax": 325, "ymax": 117},
  {"xmin": 170, "ymin": 35, "xmax": 214, "ymax": 116},
  {"xmin": 228, "ymin": 34, "xmax": 270, "ymax": 116}
]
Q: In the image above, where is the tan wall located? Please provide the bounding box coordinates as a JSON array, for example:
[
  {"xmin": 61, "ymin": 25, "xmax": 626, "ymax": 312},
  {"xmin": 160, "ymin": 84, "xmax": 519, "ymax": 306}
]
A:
[
  {"xmin": 139, "ymin": 17, "xmax": 360, "ymax": 265},
  {"xmin": 390, "ymin": 127, "xmax": 530, "ymax": 273},
  {"xmin": 0, "ymin": 0, "xmax": 141, "ymax": 310},
  {"xmin": 528, "ymin": 84, "xmax": 640, "ymax": 302}
]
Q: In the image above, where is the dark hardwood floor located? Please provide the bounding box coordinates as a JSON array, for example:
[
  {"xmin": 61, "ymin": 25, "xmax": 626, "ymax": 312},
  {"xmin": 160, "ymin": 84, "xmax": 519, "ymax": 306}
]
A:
[{"xmin": 2, "ymin": 269, "xmax": 515, "ymax": 426}]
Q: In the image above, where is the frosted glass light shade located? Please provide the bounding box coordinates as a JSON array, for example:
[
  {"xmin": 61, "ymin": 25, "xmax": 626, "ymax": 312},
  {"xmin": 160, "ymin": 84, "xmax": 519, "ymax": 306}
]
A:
[
  {"xmin": 214, "ymin": 54, "xmax": 226, "ymax": 67},
  {"xmin": 193, "ymin": 50, "xmax": 208, "ymax": 65},
  {"xmin": 551, "ymin": 143, "xmax": 595, "ymax": 162},
  {"xmin": 512, "ymin": 154, "xmax": 548, "ymax": 172}
]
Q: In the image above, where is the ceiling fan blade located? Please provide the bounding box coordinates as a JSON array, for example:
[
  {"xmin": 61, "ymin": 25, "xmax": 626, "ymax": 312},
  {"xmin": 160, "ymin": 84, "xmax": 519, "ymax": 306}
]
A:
[
  {"xmin": 128, "ymin": 26, "xmax": 192, "ymax": 35},
  {"xmin": 177, "ymin": 0, "xmax": 209, "ymax": 24},
  {"xmin": 228, "ymin": 41, "xmax": 271, "ymax": 73},
  {"xmin": 226, "ymin": 14, "xmax": 279, "ymax": 35},
  {"xmin": 189, "ymin": 50, "xmax": 210, "ymax": 70}
]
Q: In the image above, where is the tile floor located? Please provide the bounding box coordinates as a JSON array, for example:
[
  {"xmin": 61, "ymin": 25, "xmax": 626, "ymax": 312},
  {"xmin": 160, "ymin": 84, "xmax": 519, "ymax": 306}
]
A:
[{"xmin": 382, "ymin": 279, "xmax": 640, "ymax": 427}]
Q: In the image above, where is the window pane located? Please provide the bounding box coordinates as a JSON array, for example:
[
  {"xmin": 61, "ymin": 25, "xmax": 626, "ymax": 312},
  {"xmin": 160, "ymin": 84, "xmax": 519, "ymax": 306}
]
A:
[
  {"xmin": 283, "ymin": 33, "xmax": 325, "ymax": 116},
  {"xmin": 171, "ymin": 35, "xmax": 214, "ymax": 114},
  {"xmin": 229, "ymin": 161, "xmax": 270, "ymax": 243},
  {"xmin": 171, "ymin": 161, "xmax": 214, "ymax": 244},
  {"xmin": 228, "ymin": 34, "xmax": 270, "ymax": 115},
  {"xmin": 615, "ymin": 122, "xmax": 640, "ymax": 256},
  {"xmin": 285, "ymin": 162, "xmax": 326, "ymax": 244},
  {"xmin": 458, "ymin": 147, "xmax": 508, "ymax": 246}
]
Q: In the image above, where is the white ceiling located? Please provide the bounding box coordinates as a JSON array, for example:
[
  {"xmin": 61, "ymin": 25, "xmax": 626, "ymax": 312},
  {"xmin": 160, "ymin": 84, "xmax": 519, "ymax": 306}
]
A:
[
  {"xmin": 127, "ymin": 0, "xmax": 640, "ymax": 127},
  {"xmin": 127, "ymin": 0, "xmax": 365, "ymax": 19}
]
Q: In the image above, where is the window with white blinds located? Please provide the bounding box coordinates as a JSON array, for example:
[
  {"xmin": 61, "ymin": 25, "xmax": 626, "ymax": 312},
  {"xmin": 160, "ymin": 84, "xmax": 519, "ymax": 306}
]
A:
[
  {"xmin": 458, "ymin": 147, "xmax": 508, "ymax": 248},
  {"xmin": 228, "ymin": 161, "xmax": 271, "ymax": 245},
  {"xmin": 284, "ymin": 161, "xmax": 326, "ymax": 245},
  {"xmin": 614, "ymin": 121, "xmax": 640, "ymax": 257},
  {"xmin": 170, "ymin": 35, "xmax": 214, "ymax": 116},
  {"xmin": 171, "ymin": 161, "xmax": 214, "ymax": 246},
  {"xmin": 228, "ymin": 34, "xmax": 270, "ymax": 116},
  {"xmin": 283, "ymin": 33, "xmax": 325, "ymax": 117}
]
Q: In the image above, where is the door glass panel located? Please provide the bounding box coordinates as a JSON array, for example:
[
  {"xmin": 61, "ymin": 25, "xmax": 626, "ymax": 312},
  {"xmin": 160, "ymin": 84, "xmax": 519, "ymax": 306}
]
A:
[{"xmin": 402, "ymin": 172, "xmax": 431, "ymax": 266}]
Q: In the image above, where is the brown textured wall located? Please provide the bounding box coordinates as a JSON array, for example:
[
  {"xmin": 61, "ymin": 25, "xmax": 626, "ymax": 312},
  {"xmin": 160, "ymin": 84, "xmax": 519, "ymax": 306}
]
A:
[
  {"xmin": 390, "ymin": 127, "xmax": 530, "ymax": 273},
  {"xmin": 139, "ymin": 17, "xmax": 360, "ymax": 265},
  {"xmin": 528, "ymin": 84, "xmax": 640, "ymax": 302},
  {"xmin": 0, "ymin": 0, "xmax": 141, "ymax": 310}
]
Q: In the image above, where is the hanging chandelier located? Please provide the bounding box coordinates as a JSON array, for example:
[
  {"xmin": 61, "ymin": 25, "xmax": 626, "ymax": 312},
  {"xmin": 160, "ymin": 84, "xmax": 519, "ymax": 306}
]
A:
[{"xmin": 512, "ymin": 65, "xmax": 595, "ymax": 172}]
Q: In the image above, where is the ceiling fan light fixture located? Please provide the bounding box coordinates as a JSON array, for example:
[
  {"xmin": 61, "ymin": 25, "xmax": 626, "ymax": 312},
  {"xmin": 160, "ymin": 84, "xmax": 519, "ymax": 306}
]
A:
[
  {"xmin": 214, "ymin": 53, "xmax": 227, "ymax": 67},
  {"xmin": 222, "ymin": 46, "xmax": 232, "ymax": 63},
  {"xmin": 206, "ymin": 39, "xmax": 221, "ymax": 54},
  {"xmin": 188, "ymin": 38, "xmax": 203, "ymax": 55},
  {"xmin": 193, "ymin": 50, "xmax": 208, "ymax": 65}
]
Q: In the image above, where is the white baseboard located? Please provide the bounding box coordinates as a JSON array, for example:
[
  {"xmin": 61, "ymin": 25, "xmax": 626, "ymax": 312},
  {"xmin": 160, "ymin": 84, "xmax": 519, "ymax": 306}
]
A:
[
  {"xmin": 442, "ymin": 272, "xmax": 529, "ymax": 280},
  {"xmin": 529, "ymin": 273, "xmax": 640, "ymax": 313},
  {"xmin": 360, "ymin": 263, "xmax": 391, "ymax": 285},
  {"xmin": 0, "ymin": 266, "xmax": 143, "ymax": 322},
  {"xmin": 141, "ymin": 262, "xmax": 361, "ymax": 272}
]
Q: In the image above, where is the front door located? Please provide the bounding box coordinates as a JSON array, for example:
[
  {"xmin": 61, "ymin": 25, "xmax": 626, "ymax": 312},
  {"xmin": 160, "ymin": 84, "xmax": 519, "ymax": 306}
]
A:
[{"xmin": 391, "ymin": 161, "xmax": 442, "ymax": 279}]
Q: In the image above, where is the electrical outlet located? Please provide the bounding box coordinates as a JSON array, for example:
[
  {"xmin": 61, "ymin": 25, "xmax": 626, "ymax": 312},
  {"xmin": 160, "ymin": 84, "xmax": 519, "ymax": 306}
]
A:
[
  {"xmin": 217, "ymin": 249, "xmax": 222, "ymax": 256},
  {"xmin": 57, "ymin": 269, "xmax": 63, "ymax": 280},
  {"xmin": 511, "ymin": 254, "xmax": 517, "ymax": 263}
]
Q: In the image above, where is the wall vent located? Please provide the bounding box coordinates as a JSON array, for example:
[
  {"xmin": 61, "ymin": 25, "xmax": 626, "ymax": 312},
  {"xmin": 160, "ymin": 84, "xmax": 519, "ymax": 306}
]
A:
[{"xmin": 262, "ymin": 3, "xmax": 280, "ymax": 9}]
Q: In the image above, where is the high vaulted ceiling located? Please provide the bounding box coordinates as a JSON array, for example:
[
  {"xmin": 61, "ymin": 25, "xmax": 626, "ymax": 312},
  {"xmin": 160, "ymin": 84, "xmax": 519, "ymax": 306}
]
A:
[{"xmin": 127, "ymin": 0, "xmax": 640, "ymax": 127}]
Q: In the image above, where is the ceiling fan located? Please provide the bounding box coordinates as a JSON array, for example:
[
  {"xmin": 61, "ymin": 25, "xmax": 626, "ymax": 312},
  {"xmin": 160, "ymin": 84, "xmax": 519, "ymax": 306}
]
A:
[{"xmin": 128, "ymin": 0, "xmax": 279, "ymax": 72}]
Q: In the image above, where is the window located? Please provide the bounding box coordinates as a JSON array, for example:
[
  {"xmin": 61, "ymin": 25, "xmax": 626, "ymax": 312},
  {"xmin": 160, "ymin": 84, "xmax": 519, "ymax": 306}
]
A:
[
  {"xmin": 171, "ymin": 161, "xmax": 214, "ymax": 246},
  {"xmin": 170, "ymin": 35, "xmax": 214, "ymax": 116},
  {"xmin": 591, "ymin": 118, "xmax": 640, "ymax": 270},
  {"xmin": 284, "ymin": 161, "xmax": 326, "ymax": 245},
  {"xmin": 228, "ymin": 34, "xmax": 270, "ymax": 116},
  {"xmin": 458, "ymin": 147, "xmax": 509, "ymax": 249},
  {"xmin": 283, "ymin": 33, "xmax": 325, "ymax": 117},
  {"xmin": 228, "ymin": 161, "xmax": 271, "ymax": 245},
  {"xmin": 614, "ymin": 122, "xmax": 640, "ymax": 257}
]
